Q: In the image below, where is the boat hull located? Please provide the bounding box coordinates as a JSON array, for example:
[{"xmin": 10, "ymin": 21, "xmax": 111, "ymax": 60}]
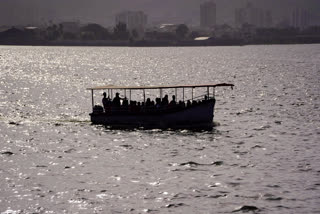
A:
[{"xmin": 90, "ymin": 99, "xmax": 215, "ymax": 129}]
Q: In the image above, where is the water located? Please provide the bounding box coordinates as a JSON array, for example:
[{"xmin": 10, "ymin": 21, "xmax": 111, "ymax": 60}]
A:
[{"xmin": 0, "ymin": 45, "xmax": 319, "ymax": 213}]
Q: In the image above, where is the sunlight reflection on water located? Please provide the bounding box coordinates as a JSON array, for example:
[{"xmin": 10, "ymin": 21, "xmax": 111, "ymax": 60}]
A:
[{"xmin": 0, "ymin": 45, "xmax": 319, "ymax": 213}]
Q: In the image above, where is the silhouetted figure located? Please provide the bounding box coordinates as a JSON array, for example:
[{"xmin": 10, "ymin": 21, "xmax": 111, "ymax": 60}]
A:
[
  {"xmin": 113, "ymin": 92, "xmax": 121, "ymax": 107},
  {"xmin": 146, "ymin": 98, "xmax": 151, "ymax": 107},
  {"xmin": 169, "ymin": 95, "xmax": 176, "ymax": 106},
  {"xmin": 129, "ymin": 100, "xmax": 134, "ymax": 112},
  {"xmin": 122, "ymin": 97, "xmax": 128, "ymax": 111},
  {"xmin": 179, "ymin": 100, "xmax": 185, "ymax": 108},
  {"xmin": 187, "ymin": 100, "xmax": 191, "ymax": 107},
  {"xmin": 130, "ymin": 101, "xmax": 138, "ymax": 112},
  {"xmin": 137, "ymin": 102, "xmax": 141, "ymax": 112},
  {"xmin": 102, "ymin": 92, "xmax": 111, "ymax": 113},
  {"xmin": 122, "ymin": 97, "xmax": 128, "ymax": 107},
  {"xmin": 93, "ymin": 105, "xmax": 104, "ymax": 113},
  {"xmin": 162, "ymin": 95, "xmax": 169, "ymax": 106},
  {"xmin": 155, "ymin": 98, "xmax": 161, "ymax": 108}
]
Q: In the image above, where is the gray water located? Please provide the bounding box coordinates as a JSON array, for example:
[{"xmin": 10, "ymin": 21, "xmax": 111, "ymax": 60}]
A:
[{"xmin": 0, "ymin": 45, "xmax": 319, "ymax": 214}]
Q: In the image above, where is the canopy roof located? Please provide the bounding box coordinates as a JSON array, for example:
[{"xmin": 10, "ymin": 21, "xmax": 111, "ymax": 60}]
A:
[{"xmin": 87, "ymin": 83, "xmax": 234, "ymax": 90}]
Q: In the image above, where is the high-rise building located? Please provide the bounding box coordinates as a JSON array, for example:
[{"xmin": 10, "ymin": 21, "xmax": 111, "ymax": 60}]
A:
[
  {"xmin": 235, "ymin": 2, "xmax": 273, "ymax": 28},
  {"xmin": 292, "ymin": 8, "xmax": 310, "ymax": 29},
  {"xmin": 235, "ymin": 8, "xmax": 245, "ymax": 28},
  {"xmin": 115, "ymin": 11, "xmax": 147, "ymax": 36},
  {"xmin": 200, "ymin": 1, "xmax": 216, "ymax": 28},
  {"xmin": 235, "ymin": 2, "xmax": 254, "ymax": 28},
  {"xmin": 265, "ymin": 11, "xmax": 273, "ymax": 28}
]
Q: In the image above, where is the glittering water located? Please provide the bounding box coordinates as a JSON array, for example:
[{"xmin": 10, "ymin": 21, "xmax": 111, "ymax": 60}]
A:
[{"xmin": 0, "ymin": 45, "xmax": 319, "ymax": 213}]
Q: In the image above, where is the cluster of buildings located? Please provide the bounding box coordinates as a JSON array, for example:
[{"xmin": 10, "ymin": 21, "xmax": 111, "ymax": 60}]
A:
[
  {"xmin": 113, "ymin": 1, "xmax": 312, "ymax": 38},
  {"xmin": 112, "ymin": 2, "xmax": 219, "ymax": 35},
  {"xmin": 292, "ymin": 8, "xmax": 311, "ymax": 29},
  {"xmin": 235, "ymin": 2, "xmax": 273, "ymax": 28},
  {"xmin": 0, "ymin": 1, "xmax": 315, "ymax": 40},
  {"xmin": 115, "ymin": 11, "xmax": 147, "ymax": 37}
]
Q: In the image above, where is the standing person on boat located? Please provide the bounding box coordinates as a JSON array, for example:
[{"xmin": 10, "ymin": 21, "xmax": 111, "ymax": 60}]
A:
[
  {"xmin": 162, "ymin": 94, "xmax": 169, "ymax": 106},
  {"xmin": 113, "ymin": 92, "xmax": 121, "ymax": 107},
  {"xmin": 102, "ymin": 92, "xmax": 110, "ymax": 113}
]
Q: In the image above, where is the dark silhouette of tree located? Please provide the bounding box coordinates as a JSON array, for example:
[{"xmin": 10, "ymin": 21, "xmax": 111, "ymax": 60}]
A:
[
  {"xmin": 0, "ymin": 27, "xmax": 30, "ymax": 44},
  {"xmin": 80, "ymin": 23, "xmax": 111, "ymax": 40},
  {"xmin": 46, "ymin": 24, "xmax": 60, "ymax": 41},
  {"xmin": 80, "ymin": 31, "xmax": 95, "ymax": 40},
  {"xmin": 63, "ymin": 32, "xmax": 77, "ymax": 40},
  {"xmin": 303, "ymin": 26, "xmax": 320, "ymax": 35},
  {"xmin": 131, "ymin": 29, "xmax": 139, "ymax": 39},
  {"xmin": 58, "ymin": 24, "xmax": 63, "ymax": 36},
  {"xmin": 176, "ymin": 24, "xmax": 189, "ymax": 39},
  {"xmin": 113, "ymin": 22, "xmax": 129, "ymax": 40}
]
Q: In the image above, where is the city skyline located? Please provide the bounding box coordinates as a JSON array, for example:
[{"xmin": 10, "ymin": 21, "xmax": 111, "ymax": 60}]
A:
[{"xmin": 0, "ymin": 0, "xmax": 319, "ymax": 27}]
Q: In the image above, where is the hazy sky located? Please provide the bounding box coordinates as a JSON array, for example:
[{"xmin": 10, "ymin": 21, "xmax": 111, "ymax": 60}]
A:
[{"xmin": 0, "ymin": 0, "xmax": 319, "ymax": 26}]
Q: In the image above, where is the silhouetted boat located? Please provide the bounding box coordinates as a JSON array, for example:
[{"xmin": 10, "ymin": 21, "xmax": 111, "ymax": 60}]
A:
[{"xmin": 87, "ymin": 83, "xmax": 234, "ymax": 129}]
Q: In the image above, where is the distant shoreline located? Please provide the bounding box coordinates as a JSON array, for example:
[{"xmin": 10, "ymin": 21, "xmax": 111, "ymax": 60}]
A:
[
  {"xmin": 1, "ymin": 24, "xmax": 320, "ymax": 47},
  {"xmin": 1, "ymin": 39, "xmax": 320, "ymax": 47}
]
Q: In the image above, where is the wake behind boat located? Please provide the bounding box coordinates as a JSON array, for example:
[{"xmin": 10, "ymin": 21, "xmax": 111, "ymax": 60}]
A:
[{"xmin": 87, "ymin": 83, "xmax": 234, "ymax": 129}]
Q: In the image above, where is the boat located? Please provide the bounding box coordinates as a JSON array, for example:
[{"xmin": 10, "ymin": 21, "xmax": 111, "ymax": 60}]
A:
[{"xmin": 87, "ymin": 83, "xmax": 234, "ymax": 129}]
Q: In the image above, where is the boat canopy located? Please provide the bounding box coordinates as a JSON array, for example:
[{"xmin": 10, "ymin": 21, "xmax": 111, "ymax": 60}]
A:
[{"xmin": 87, "ymin": 83, "xmax": 234, "ymax": 91}]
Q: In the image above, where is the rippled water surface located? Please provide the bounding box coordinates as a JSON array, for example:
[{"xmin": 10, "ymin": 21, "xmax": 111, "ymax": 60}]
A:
[{"xmin": 0, "ymin": 45, "xmax": 319, "ymax": 213}]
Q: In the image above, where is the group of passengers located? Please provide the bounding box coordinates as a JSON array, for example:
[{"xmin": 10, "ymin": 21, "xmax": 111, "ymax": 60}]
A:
[{"xmin": 101, "ymin": 92, "xmax": 209, "ymax": 113}]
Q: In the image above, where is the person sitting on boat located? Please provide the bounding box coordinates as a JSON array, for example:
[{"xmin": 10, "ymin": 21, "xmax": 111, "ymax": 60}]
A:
[
  {"xmin": 155, "ymin": 98, "xmax": 161, "ymax": 109},
  {"xmin": 187, "ymin": 100, "xmax": 191, "ymax": 108},
  {"xmin": 137, "ymin": 102, "xmax": 141, "ymax": 112},
  {"xmin": 129, "ymin": 100, "xmax": 134, "ymax": 112},
  {"xmin": 130, "ymin": 101, "xmax": 139, "ymax": 113},
  {"xmin": 169, "ymin": 95, "xmax": 176, "ymax": 106},
  {"xmin": 122, "ymin": 97, "xmax": 129, "ymax": 111},
  {"xmin": 102, "ymin": 92, "xmax": 111, "ymax": 113},
  {"xmin": 146, "ymin": 98, "xmax": 152, "ymax": 107},
  {"xmin": 162, "ymin": 95, "xmax": 169, "ymax": 106},
  {"xmin": 113, "ymin": 92, "xmax": 121, "ymax": 107},
  {"xmin": 179, "ymin": 100, "xmax": 185, "ymax": 108},
  {"xmin": 122, "ymin": 97, "xmax": 128, "ymax": 106}
]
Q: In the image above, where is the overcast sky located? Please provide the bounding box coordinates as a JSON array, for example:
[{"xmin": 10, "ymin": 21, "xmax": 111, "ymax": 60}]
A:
[{"xmin": 0, "ymin": 0, "xmax": 319, "ymax": 26}]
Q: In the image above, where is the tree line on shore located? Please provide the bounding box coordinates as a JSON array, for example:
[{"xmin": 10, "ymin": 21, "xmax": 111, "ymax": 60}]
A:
[{"xmin": 0, "ymin": 22, "xmax": 320, "ymax": 46}]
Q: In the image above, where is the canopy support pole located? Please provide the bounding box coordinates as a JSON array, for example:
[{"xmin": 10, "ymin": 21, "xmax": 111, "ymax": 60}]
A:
[
  {"xmin": 91, "ymin": 89, "xmax": 94, "ymax": 110},
  {"xmin": 183, "ymin": 88, "xmax": 184, "ymax": 102},
  {"xmin": 192, "ymin": 88, "xmax": 194, "ymax": 101},
  {"xmin": 207, "ymin": 86, "xmax": 209, "ymax": 98},
  {"xmin": 129, "ymin": 90, "xmax": 132, "ymax": 102},
  {"xmin": 175, "ymin": 88, "xmax": 177, "ymax": 99},
  {"xmin": 143, "ymin": 89, "xmax": 146, "ymax": 103}
]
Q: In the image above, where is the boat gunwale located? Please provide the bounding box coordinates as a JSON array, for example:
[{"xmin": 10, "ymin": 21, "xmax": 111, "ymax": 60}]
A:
[{"xmin": 90, "ymin": 98, "xmax": 215, "ymax": 116}]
